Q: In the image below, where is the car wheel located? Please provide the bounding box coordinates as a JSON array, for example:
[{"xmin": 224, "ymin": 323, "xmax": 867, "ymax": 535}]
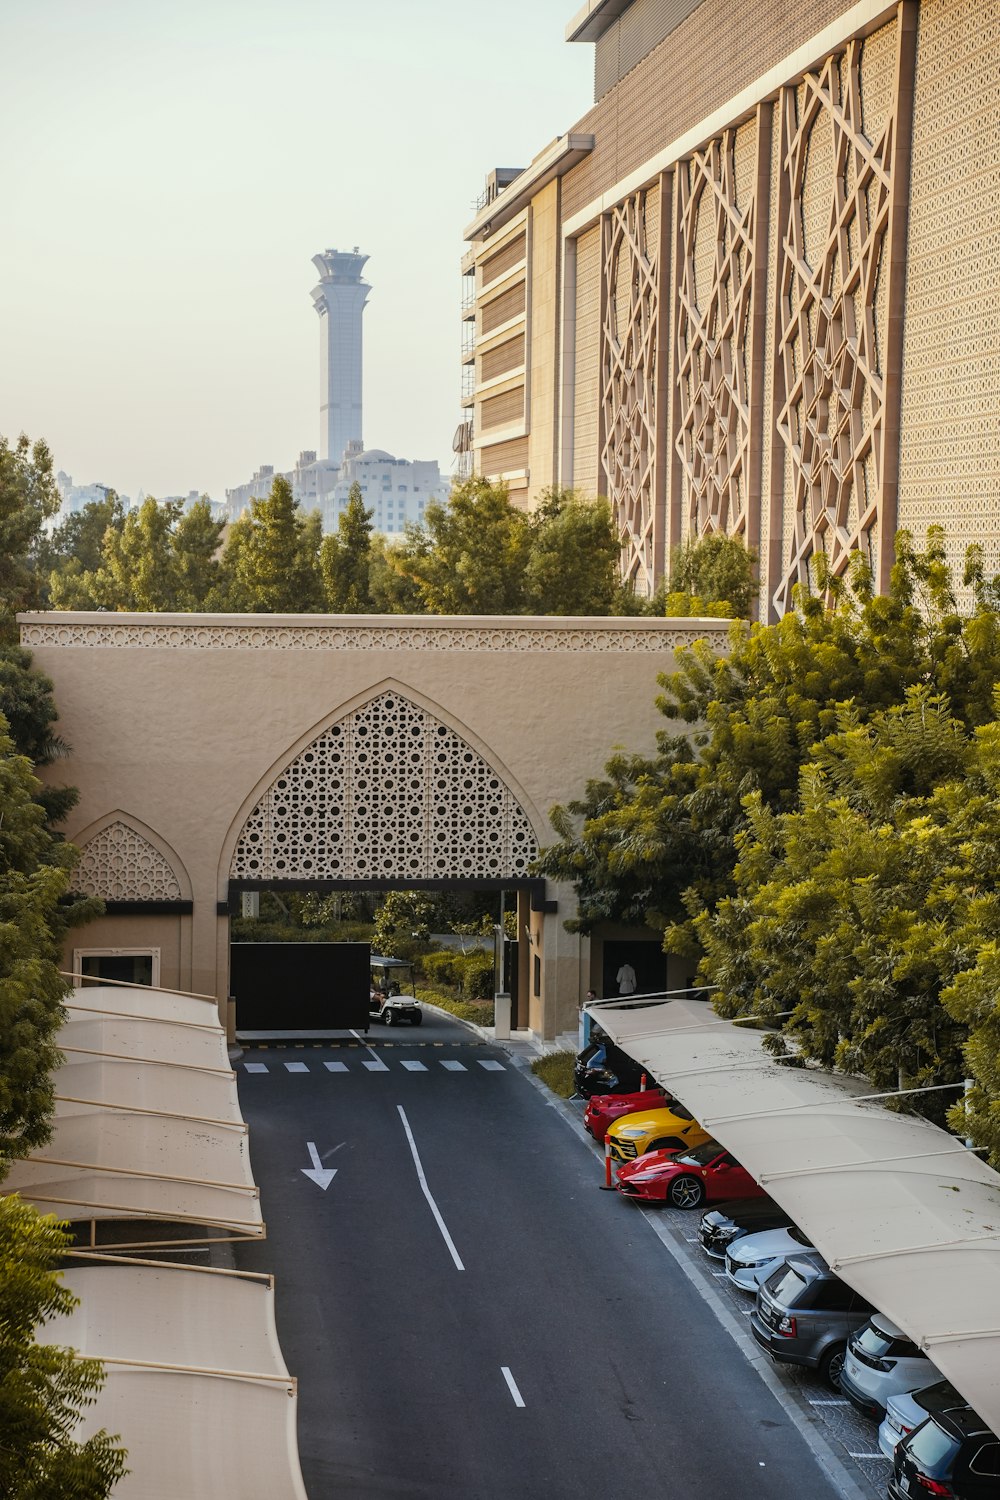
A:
[
  {"xmin": 668, "ymin": 1174, "xmax": 705, "ymax": 1209},
  {"xmin": 410, "ymin": 1011, "xmax": 422, "ymax": 1026},
  {"xmin": 819, "ymin": 1344, "xmax": 846, "ymax": 1390},
  {"xmin": 384, "ymin": 1010, "xmax": 395, "ymax": 1027}
]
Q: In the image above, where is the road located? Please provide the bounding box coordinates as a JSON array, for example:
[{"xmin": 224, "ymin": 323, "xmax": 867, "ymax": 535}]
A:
[{"xmin": 235, "ymin": 1012, "xmax": 843, "ymax": 1500}]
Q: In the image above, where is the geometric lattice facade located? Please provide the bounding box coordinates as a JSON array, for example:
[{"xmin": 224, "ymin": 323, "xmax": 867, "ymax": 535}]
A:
[
  {"xmin": 73, "ymin": 820, "xmax": 182, "ymax": 901},
  {"xmin": 675, "ymin": 120, "xmax": 764, "ymax": 545},
  {"xmin": 772, "ymin": 21, "xmax": 906, "ymax": 616},
  {"xmin": 230, "ymin": 691, "xmax": 538, "ymax": 881},
  {"xmin": 600, "ymin": 187, "xmax": 662, "ymax": 596},
  {"xmin": 469, "ymin": 0, "xmax": 1000, "ymax": 620}
]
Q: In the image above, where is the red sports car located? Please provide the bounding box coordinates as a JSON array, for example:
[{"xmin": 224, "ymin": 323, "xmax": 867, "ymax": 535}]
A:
[
  {"xmin": 615, "ymin": 1139, "xmax": 764, "ymax": 1210},
  {"xmin": 583, "ymin": 1087, "xmax": 669, "ymax": 1143}
]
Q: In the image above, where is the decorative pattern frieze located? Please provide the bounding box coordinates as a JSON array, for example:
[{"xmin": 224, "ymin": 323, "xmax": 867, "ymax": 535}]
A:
[
  {"xmin": 675, "ymin": 119, "xmax": 762, "ymax": 544},
  {"xmin": 73, "ymin": 821, "xmax": 182, "ymax": 901},
  {"xmin": 771, "ymin": 19, "xmax": 906, "ymax": 616},
  {"xmin": 600, "ymin": 188, "xmax": 662, "ymax": 597},
  {"xmin": 231, "ymin": 691, "xmax": 539, "ymax": 882},
  {"xmin": 18, "ymin": 618, "xmax": 731, "ymax": 652}
]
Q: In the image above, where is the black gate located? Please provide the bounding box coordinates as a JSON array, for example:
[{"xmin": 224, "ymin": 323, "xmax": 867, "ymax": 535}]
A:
[{"xmin": 230, "ymin": 942, "xmax": 370, "ymax": 1033}]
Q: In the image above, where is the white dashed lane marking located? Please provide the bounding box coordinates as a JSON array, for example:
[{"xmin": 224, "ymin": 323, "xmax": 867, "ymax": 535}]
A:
[
  {"xmin": 440, "ymin": 1060, "xmax": 467, "ymax": 1072},
  {"xmin": 244, "ymin": 1062, "xmax": 269, "ymax": 1074},
  {"xmin": 478, "ymin": 1060, "xmax": 505, "ymax": 1072},
  {"xmin": 324, "ymin": 1061, "xmax": 349, "ymax": 1073},
  {"xmin": 361, "ymin": 1060, "xmax": 390, "ymax": 1073},
  {"xmin": 401, "ymin": 1061, "xmax": 428, "ymax": 1072},
  {"xmin": 284, "ymin": 1061, "xmax": 310, "ymax": 1073}
]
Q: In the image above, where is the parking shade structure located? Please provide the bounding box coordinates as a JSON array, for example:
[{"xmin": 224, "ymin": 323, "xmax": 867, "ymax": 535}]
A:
[
  {"xmin": 2, "ymin": 984, "xmax": 263, "ymax": 1248},
  {"xmin": 587, "ymin": 997, "xmax": 1000, "ymax": 1433},
  {"xmin": 36, "ymin": 1259, "xmax": 308, "ymax": 1500}
]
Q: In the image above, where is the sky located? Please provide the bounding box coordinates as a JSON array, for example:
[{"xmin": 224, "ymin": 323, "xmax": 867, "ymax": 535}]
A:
[{"xmin": 1, "ymin": 0, "xmax": 592, "ymax": 503}]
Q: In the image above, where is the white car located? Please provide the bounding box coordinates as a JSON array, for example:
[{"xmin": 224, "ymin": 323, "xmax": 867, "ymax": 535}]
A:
[
  {"xmin": 878, "ymin": 1379, "xmax": 967, "ymax": 1459},
  {"xmin": 840, "ymin": 1313, "xmax": 944, "ymax": 1422},
  {"xmin": 724, "ymin": 1225, "xmax": 817, "ymax": 1292}
]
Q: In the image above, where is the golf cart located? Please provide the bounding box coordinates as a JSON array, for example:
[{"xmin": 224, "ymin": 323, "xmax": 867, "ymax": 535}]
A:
[{"xmin": 369, "ymin": 956, "xmax": 422, "ymax": 1027}]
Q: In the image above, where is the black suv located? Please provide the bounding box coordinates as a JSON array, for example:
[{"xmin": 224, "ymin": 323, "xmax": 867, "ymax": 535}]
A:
[
  {"xmin": 890, "ymin": 1407, "xmax": 1000, "ymax": 1499},
  {"xmin": 573, "ymin": 1037, "xmax": 645, "ymax": 1097},
  {"xmin": 750, "ymin": 1254, "xmax": 874, "ymax": 1387}
]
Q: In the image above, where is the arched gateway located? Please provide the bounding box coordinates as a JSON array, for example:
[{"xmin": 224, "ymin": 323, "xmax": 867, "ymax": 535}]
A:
[{"xmin": 18, "ymin": 612, "xmax": 729, "ymax": 1039}]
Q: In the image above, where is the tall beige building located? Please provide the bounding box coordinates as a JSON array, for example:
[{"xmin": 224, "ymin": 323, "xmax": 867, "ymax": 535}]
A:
[{"xmin": 462, "ymin": 0, "xmax": 1000, "ymax": 617}]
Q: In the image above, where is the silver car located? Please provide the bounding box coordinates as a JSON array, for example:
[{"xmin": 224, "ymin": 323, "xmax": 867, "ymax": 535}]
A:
[
  {"xmin": 724, "ymin": 1225, "xmax": 818, "ymax": 1292},
  {"xmin": 839, "ymin": 1313, "xmax": 943, "ymax": 1421},
  {"xmin": 879, "ymin": 1378, "xmax": 966, "ymax": 1459}
]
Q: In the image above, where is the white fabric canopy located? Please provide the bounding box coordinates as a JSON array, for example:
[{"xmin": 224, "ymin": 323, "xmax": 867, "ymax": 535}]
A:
[
  {"xmin": 589, "ymin": 998, "xmax": 1000, "ymax": 1432},
  {"xmin": 67, "ymin": 983, "xmax": 222, "ymax": 1028},
  {"xmin": 3, "ymin": 985, "xmax": 262, "ymax": 1241},
  {"xmin": 38, "ymin": 1262, "xmax": 308, "ymax": 1500}
]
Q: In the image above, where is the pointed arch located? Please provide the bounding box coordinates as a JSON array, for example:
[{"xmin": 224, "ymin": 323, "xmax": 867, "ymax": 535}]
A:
[
  {"xmin": 225, "ymin": 684, "xmax": 542, "ymax": 884},
  {"xmin": 71, "ymin": 811, "xmax": 192, "ymax": 902}
]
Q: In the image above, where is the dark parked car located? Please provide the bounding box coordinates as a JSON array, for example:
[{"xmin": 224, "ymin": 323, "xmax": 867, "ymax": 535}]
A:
[
  {"xmin": 699, "ymin": 1196, "xmax": 796, "ymax": 1260},
  {"xmin": 889, "ymin": 1407, "xmax": 1000, "ymax": 1499},
  {"xmin": 750, "ymin": 1254, "xmax": 874, "ymax": 1388},
  {"xmin": 573, "ymin": 1038, "xmax": 645, "ymax": 1098}
]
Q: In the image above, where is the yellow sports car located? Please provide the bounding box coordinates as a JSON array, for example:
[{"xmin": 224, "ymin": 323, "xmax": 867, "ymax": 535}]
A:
[{"xmin": 606, "ymin": 1102, "xmax": 711, "ymax": 1163}]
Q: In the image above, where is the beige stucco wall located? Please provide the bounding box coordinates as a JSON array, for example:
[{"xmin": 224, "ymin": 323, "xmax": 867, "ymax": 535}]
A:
[
  {"xmin": 21, "ymin": 612, "xmax": 729, "ymax": 1039},
  {"xmin": 528, "ymin": 179, "xmax": 561, "ymax": 504},
  {"xmin": 896, "ymin": 0, "xmax": 1000, "ymax": 592}
]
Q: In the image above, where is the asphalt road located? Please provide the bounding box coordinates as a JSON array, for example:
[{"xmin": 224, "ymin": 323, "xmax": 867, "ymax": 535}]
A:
[{"xmin": 235, "ymin": 1014, "xmax": 844, "ymax": 1500}]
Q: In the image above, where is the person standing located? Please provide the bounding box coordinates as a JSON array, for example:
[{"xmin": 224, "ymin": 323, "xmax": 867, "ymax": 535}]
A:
[{"xmin": 616, "ymin": 962, "xmax": 637, "ymax": 996}]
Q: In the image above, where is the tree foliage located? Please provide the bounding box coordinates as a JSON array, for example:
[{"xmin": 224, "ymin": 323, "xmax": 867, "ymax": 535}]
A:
[
  {"xmin": 319, "ymin": 483, "xmax": 374, "ymax": 612},
  {"xmin": 540, "ymin": 531, "xmax": 1000, "ymax": 1154},
  {"xmin": 0, "ymin": 1197, "xmax": 128, "ymax": 1499},
  {"xmin": 668, "ymin": 532, "xmax": 757, "ymax": 619}
]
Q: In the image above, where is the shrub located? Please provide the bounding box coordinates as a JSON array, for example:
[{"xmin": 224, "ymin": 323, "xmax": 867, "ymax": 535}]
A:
[
  {"xmin": 531, "ymin": 1051, "xmax": 576, "ymax": 1098},
  {"xmin": 419, "ymin": 950, "xmax": 461, "ymax": 986},
  {"xmin": 416, "ymin": 984, "xmax": 494, "ymax": 1026},
  {"xmin": 461, "ymin": 951, "xmax": 494, "ymax": 999}
]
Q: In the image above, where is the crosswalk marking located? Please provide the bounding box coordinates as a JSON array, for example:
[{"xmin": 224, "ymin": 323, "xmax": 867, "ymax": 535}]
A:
[{"xmin": 242, "ymin": 1057, "xmax": 505, "ymax": 1076}]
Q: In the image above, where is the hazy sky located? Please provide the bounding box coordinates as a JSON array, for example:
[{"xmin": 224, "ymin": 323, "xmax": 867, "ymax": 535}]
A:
[{"xmin": 1, "ymin": 0, "xmax": 591, "ymax": 502}]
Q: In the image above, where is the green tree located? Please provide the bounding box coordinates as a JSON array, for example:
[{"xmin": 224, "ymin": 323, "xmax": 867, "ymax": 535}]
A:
[
  {"xmin": 173, "ymin": 499, "xmax": 225, "ymax": 609},
  {"xmin": 372, "ymin": 892, "xmax": 436, "ymax": 956},
  {"xmin": 668, "ymin": 531, "xmax": 757, "ymax": 619},
  {"xmin": 0, "ymin": 1197, "xmax": 128, "ymax": 1498},
  {"xmin": 697, "ymin": 690, "xmax": 979, "ymax": 1109},
  {"xmin": 540, "ymin": 534, "xmax": 1000, "ymax": 948},
  {"xmin": 88, "ymin": 499, "xmax": 183, "ymax": 610},
  {"xmin": 220, "ymin": 477, "xmax": 323, "ymax": 613},
  {"xmin": 320, "ymin": 483, "xmax": 374, "ymax": 612},
  {"xmin": 0, "ymin": 436, "xmax": 63, "ymax": 630},
  {"xmin": 386, "ymin": 478, "xmax": 532, "ymax": 614},
  {"xmin": 0, "ymin": 719, "xmax": 81, "ymax": 1164},
  {"xmin": 523, "ymin": 489, "xmax": 622, "ymax": 615},
  {"xmin": 39, "ymin": 493, "xmax": 127, "ymax": 610}
]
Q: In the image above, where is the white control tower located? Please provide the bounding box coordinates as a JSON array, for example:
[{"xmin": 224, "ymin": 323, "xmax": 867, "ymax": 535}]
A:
[{"xmin": 310, "ymin": 248, "xmax": 370, "ymax": 464}]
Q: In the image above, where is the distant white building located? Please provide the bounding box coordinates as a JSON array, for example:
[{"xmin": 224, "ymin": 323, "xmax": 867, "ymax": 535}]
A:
[
  {"xmin": 224, "ymin": 248, "xmax": 450, "ymax": 534},
  {"xmin": 225, "ymin": 444, "xmax": 449, "ymax": 533},
  {"xmin": 55, "ymin": 471, "xmax": 132, "ymax": 519}
]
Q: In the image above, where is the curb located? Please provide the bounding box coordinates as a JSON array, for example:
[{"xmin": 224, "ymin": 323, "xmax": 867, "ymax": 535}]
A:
[{"xmin": 513, "ymin": 1061, "xmax": 875, "ymax": 1500}]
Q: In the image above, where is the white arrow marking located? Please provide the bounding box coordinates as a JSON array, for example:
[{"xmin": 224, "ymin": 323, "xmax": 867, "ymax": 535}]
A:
[{"xmin": 301, "ymin": 1141, "xmax": 338, "ymax": 1190}]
